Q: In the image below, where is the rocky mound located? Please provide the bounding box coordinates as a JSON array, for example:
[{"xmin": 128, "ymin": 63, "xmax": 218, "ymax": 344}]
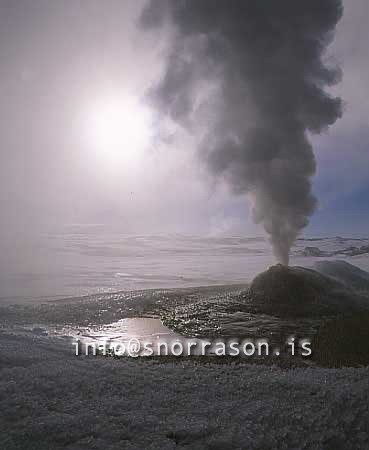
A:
[
  {"xmin": 314, "ymin": 260, "xmax": 369, "ymax": 291},
  {"xmin": 312, "ymin": 311, "xmax": 369, "ymax": 367},
  {"xmin": 244, "ymin": 263, "xmax": 367, "ymax": 317}
]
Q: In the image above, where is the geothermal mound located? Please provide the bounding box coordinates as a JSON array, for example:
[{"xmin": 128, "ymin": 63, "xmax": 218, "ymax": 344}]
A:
[
  {"xmin": 245, "ymin": 263, "xmax": 365, "ymax": 317},
  {"xmin": 314, "ymin": 260, "xmax": 369, "ymax": 291}
]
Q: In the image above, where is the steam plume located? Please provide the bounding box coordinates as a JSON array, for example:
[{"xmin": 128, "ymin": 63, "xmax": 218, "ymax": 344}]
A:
[{"xmin": 141, "ymin": 0, "xmax": 343, "ymax": 264}]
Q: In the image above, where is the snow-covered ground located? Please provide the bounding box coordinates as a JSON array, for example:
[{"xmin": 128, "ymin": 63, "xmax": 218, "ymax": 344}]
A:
[
  {"xmin": 1, "ymin": 231, "xmax": 368, "ymax": 304},
  {"xmin": 1, "ymin": 332, "xmax": 368, "ymax": 450},
  {"xmin": 1, "ymin": 235, "xmax": 369, "ymax": 449}
]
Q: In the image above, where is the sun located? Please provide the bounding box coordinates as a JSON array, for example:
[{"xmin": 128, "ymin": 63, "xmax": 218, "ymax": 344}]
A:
[{"xmin": 85, "ymin": 94, "xmax": 152, "ymax": 165}]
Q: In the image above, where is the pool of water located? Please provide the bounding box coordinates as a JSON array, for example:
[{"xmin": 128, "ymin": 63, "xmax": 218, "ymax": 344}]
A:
[{"xmin": 54, "ymin": 317, "xmax": 229, "ymax": 357}]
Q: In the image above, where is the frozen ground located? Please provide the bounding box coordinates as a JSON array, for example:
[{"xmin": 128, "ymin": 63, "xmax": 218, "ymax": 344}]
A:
[
  {"xmin": 1, "ymin": 253, "xmax": 369, "ymax": 449},
  {"xmin": 1, "ymin": 231, "xmax": 369, "ymax": 304},
  {"xmin": 0, "ymin": 332, "xmax": 368, "ymax": 450}
]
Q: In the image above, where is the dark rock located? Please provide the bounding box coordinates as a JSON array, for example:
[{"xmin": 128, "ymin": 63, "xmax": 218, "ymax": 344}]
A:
[
  {"xmin": 302, "ymin": 246, "xmax": 327, "ymax": 257},
  {"xmin": 312, "ymin": 312, "xmax": 369, "ymax": 367},
  {"xmin": 244, "ymin": 264, "xmax": 367, "ymax": 317},
  {"xmin": 334, "ymin": 245, "xmax": 369, "ymax": 256},
  {"xmin": 314, "ymin": 260, "xmax": 369, "ymax": 291}
]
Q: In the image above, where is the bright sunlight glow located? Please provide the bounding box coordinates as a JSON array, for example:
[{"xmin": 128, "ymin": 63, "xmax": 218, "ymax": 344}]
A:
[{"xmin": 85, "ymin": 94, "xmax": 152, "ymax": 165}]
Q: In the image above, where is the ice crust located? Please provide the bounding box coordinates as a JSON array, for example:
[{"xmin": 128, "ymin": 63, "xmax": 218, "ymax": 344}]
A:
[{"xmin": 0, "ymin": 333, "xmax": 368, "ymax": 450}]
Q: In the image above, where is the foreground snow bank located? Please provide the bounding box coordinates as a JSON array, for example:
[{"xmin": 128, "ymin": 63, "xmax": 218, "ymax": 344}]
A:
[{"xmin": 0, "ymin": 333, "xmax": 368, "ymax": 450}]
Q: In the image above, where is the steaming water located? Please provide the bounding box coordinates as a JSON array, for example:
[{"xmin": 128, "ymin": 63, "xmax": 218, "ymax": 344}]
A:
[
  {"xmin": 0, "ymin": 227, "xmax": 368, "ymax": 304},
  {"xmin": 58, "ymin": 318, "xmax": 182, "ymax": 352},
  {"xmin": 53, "ymin": 318, "xmax": 220, "ymax": 356}
]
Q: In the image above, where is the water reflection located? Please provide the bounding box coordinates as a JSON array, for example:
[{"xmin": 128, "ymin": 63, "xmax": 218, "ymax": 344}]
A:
[
  {"xmin": 69, "ymin": 318, "xmax": 206, "ymax": 356},
  {"xmin": 68, "ymin": 317, "xmax": 280, "ymax": 358}
]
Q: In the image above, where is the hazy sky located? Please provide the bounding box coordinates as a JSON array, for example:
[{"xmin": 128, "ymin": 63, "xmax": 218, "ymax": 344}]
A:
[{"xmin": 0, "ymin": 0, "xmax": 368, "ymax": 239}]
